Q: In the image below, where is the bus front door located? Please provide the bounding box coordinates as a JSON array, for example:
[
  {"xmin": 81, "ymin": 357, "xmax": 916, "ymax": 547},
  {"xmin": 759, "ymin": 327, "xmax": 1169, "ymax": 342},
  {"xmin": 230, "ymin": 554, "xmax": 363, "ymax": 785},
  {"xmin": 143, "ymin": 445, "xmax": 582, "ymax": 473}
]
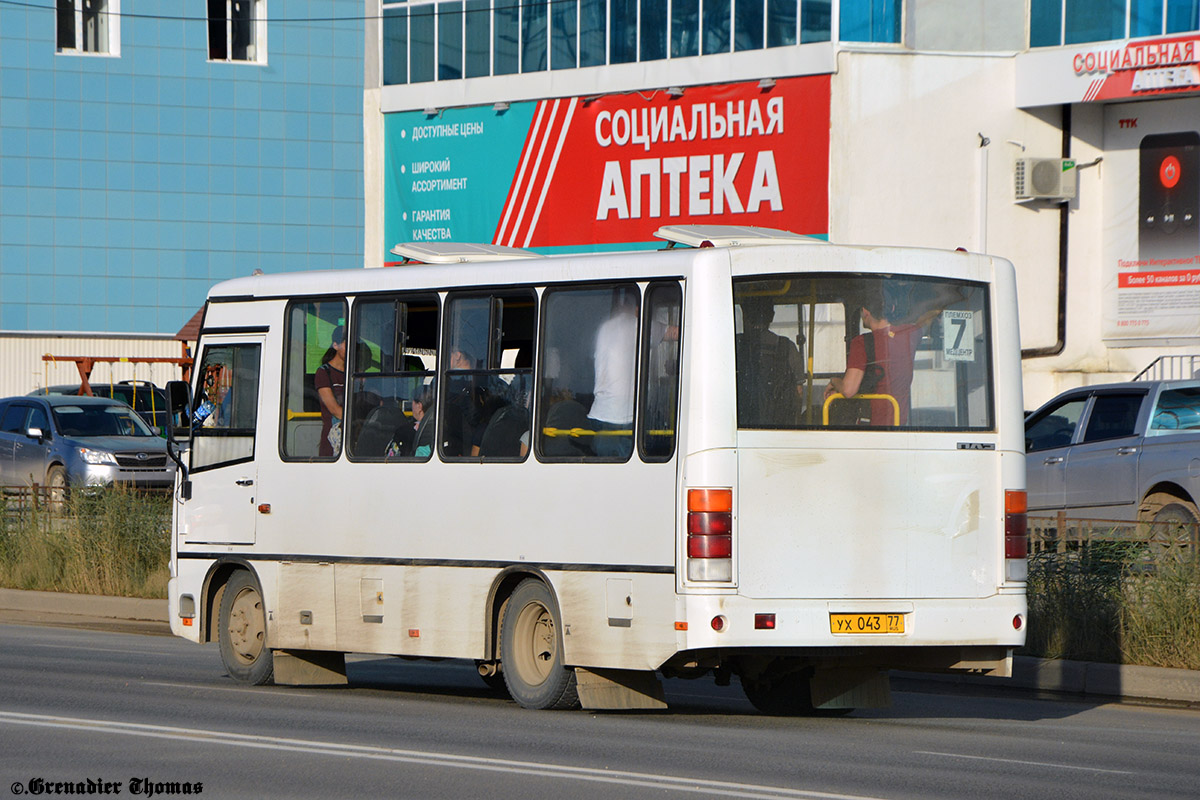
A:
[{"xmin": 183, "ymin": 336, "xmax": 264, "ymax": 546}]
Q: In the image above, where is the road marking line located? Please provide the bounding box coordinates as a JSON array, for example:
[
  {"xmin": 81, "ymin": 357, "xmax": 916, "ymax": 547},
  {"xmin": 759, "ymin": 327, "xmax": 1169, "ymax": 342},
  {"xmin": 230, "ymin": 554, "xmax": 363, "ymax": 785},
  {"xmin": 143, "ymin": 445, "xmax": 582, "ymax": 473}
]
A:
[
  {"xmin": 915, "ymin": 750, "xmax": 1135, "ymax": 775},
  {"xmin": 0, "ymin": 711, "xmax": 890, "ymax": 800}
]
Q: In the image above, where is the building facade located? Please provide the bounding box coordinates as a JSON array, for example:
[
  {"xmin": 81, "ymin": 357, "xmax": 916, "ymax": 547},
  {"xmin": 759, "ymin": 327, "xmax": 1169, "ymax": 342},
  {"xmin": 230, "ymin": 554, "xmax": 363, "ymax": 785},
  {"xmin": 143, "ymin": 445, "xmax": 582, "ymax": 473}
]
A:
[
  {"xmin": 0, "ymin": 1, "xmax": 365, "ymax": 395},
  {"xmin": 367, "ymin": 0, "xmax": 1200, "ymax": 408}
]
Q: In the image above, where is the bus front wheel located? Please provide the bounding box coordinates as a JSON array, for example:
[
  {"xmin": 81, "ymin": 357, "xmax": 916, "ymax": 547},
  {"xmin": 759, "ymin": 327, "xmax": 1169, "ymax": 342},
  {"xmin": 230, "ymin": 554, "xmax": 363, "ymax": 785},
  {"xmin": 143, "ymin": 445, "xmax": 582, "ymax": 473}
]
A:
[
  {"xmin": 218, "ymin": 570, "xmax": 274, "ymax": 685},
  {"xmin": 500, "ymin": 579, "xmax": 578, "ymax": 710}
]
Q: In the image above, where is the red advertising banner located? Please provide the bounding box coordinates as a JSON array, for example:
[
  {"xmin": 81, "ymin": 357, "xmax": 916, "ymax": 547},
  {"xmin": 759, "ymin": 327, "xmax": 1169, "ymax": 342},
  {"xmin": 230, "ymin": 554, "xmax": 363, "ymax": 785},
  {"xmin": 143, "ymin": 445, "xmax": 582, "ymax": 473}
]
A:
[{"xmin": 492, "ymin": 76, "xmax": 831, "ymax": 248}]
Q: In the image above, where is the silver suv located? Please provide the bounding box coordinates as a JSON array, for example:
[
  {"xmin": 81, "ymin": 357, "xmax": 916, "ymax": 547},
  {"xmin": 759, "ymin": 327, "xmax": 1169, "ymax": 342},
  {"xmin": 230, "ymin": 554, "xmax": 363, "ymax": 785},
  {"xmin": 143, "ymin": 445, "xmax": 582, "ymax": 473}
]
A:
[{"xmin": 0, "ymin": 394, "xmax": 175, "ymax": 498}]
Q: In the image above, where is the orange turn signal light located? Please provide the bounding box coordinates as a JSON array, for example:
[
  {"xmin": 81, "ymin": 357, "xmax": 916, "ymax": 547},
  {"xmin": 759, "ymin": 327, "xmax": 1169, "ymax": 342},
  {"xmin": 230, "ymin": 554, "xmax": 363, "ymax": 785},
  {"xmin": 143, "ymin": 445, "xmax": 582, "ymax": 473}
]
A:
[{"xmin": 688, "ymin": 488, "xmax": 732, "ymax": 513}]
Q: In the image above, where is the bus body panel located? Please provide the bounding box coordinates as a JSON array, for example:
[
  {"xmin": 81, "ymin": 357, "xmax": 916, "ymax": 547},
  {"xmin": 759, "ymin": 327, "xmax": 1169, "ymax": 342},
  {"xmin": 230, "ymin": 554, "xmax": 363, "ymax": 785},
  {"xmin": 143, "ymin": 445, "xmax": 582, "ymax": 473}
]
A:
[{"xmin": 735, "ymin": 438, "xmax": 1007, "ymax": 600}]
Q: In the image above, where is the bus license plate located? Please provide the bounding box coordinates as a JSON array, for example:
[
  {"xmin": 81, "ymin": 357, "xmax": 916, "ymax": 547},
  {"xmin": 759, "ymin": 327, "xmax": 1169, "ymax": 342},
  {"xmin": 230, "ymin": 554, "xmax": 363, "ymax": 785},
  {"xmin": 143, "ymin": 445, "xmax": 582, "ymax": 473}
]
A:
[{"xmin": 829, "ymin": 613, "xmax": 905, "ymax": 634}]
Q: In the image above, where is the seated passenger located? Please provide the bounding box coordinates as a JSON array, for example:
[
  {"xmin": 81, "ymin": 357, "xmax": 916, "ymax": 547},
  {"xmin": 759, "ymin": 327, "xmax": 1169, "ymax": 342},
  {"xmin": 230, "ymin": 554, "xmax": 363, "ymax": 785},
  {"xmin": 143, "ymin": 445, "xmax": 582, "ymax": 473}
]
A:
[{"xmin": 409, "ymin": 388, "xmax": 436, "ymax": 459}]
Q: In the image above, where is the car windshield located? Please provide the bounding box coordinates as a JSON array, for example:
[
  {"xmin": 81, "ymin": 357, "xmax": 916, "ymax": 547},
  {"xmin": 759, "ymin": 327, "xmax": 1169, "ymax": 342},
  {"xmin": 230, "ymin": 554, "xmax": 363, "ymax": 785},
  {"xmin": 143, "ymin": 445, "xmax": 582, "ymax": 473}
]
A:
[{"xmin": 52, "ymin": 405, "xmax": 156, "ymax": 437}]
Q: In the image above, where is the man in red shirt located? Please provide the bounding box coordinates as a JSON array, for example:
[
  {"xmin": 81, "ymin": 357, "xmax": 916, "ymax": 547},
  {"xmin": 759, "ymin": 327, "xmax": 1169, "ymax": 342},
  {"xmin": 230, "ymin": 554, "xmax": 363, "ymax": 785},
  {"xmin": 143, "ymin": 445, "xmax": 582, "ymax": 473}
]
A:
[
  {"xmin": 825, "ymin": 285, "xmax": 962, "ymax": 427},
  {"xmin": 828, "ymin": 308, "xmax": 923, "ymax": 426}
]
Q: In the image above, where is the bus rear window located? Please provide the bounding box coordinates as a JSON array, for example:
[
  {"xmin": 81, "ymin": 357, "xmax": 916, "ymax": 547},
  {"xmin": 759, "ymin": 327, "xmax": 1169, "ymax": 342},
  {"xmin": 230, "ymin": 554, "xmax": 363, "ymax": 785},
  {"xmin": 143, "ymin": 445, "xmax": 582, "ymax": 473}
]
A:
[{"xmin": 733, "ymin": 274, "xmax": 993, "ymax": 431}]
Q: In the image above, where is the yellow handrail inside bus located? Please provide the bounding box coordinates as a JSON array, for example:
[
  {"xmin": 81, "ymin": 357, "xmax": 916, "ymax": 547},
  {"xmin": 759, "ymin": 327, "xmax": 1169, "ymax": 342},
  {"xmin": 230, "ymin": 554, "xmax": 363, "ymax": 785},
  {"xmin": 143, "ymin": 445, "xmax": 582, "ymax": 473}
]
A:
[
  {"xmin": 542, "ymin": 427, "xmax": 631, "ymax": 438},
  {"xmin": 822, "ymin": 393, "xmax": 900, "ymax": 426},
  {"xmin": 286, "ymin": 410, "xmax": 322, "ymax": 420},
  {"xmin": 542, "ymin": 427, "xmax": 675, "ymax": 438}
]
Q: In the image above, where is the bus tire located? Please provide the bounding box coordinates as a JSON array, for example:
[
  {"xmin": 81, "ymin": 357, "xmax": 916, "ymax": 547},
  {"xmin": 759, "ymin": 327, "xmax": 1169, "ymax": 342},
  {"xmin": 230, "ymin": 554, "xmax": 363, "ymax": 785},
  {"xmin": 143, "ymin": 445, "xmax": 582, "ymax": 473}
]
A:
[
  {"xmin": 500, "ymin": 579, "xmax": 578, "ymax": 710},
  {"xmin": 741, "ymin": 673, "xmax": 817, "ymax": 716},
  {"xmin": 741, "ymin": 666, "xmax": 854, "ymax": 716},
  {"xmin": 217, "ymin": 570, "xmax": 274, "ymax": 685}
]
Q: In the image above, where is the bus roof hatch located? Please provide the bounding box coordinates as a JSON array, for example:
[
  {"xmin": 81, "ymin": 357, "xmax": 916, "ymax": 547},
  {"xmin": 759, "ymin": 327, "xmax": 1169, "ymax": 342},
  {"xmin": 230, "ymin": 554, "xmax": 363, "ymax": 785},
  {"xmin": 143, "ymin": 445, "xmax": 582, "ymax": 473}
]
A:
[
  {"xmin": 653, "ymin": 225, "xmax": 825, "ymax": 249},
  {"xmin": 389, "ymin": 242, "xmax": 545, "ymax": 264}
]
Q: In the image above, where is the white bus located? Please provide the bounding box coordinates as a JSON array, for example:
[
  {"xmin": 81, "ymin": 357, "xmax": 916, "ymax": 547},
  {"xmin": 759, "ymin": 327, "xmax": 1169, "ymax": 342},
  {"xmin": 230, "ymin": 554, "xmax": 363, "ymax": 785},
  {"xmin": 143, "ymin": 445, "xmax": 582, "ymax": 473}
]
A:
[{"xmin": 166, "ymin": 225, "xmax": 1027, "ymax": 713}]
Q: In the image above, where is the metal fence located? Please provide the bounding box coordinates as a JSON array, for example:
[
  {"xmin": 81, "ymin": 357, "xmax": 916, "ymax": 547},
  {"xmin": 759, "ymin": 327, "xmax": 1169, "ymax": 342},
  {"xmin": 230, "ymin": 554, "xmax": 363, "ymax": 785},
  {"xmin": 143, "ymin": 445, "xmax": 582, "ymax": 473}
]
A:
[
  {"xmin": 1133, "ymin": 355, "xmax": 1200, "ymax": 381},
  {"xmin": 1029, "ymin": 513, "xmax": 1199, "ymax": 564},
  {"xmin": 1, "ymin": 485, "xmax": 64, "ymax": 522}
]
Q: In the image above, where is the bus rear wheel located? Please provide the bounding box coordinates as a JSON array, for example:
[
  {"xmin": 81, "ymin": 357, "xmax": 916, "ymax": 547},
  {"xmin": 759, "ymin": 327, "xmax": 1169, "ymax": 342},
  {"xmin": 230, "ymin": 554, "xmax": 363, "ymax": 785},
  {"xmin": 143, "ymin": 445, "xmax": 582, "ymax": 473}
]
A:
[
  {"xmin": 741, "ymin": 673, "xmax": 817, "ymax": 716},
  {"xmin": 500, "ymin": 579, "xmax": 578, "ymax": 710},
  {"xmin": 741, "ymin": 662, "xmax": 853, "ymax": 716},
  {"xmin": 218, "ymin": 570, "xmax": 274, "ymax": 685}
]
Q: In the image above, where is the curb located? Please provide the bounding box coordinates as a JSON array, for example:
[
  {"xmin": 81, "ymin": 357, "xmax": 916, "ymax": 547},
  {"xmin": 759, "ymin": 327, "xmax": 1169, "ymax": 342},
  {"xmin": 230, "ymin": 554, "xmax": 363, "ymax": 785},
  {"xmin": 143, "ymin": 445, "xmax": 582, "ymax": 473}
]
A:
[
  {"xmin": 896, "ymin": 656, "xmax": 1200, "ymax": 707},
  {"xmin": 0, "ymin": 588, "xmax": 170, "ymax": 635},
  {"xmin": 1, "ymin": 588, "xmax": 1197, "ymax": 706}
]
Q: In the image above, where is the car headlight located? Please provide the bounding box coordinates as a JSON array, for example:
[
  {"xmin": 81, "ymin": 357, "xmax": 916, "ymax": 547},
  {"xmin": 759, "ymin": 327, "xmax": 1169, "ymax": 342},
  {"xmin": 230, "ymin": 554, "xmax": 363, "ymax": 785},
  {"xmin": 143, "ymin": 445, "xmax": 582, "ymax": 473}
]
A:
[{"xmin": 78, "ymin": 447, "xmax": 118, "ymax": 466}]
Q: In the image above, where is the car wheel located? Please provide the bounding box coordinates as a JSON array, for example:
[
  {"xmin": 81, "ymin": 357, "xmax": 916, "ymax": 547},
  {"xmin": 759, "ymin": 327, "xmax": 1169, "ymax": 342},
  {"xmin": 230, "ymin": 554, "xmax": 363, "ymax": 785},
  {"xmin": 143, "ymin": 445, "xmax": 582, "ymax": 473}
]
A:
[
  {"xmin": 45, "ymin": 465, "xmax": 68, "ymax": 512},
  {"xmin": 1145, "ymin": 493, "xmax": 1199, "ymax": 562}
]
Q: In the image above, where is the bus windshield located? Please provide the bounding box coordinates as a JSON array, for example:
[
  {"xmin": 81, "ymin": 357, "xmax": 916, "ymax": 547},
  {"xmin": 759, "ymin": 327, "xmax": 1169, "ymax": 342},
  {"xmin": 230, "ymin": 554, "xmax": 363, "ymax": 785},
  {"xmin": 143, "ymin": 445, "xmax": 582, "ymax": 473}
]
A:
[{"xmin": 733, "ymin": 273, "xmax": 993, "ymax": 431}]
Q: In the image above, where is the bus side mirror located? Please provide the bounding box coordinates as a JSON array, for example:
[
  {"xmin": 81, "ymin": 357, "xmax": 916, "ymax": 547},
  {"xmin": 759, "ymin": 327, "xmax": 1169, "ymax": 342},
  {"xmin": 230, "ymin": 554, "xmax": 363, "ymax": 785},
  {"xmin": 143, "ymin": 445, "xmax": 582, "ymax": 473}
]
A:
[{"xmin": 166, "ymin": 380, "xmax": 193, "ymax": 440}]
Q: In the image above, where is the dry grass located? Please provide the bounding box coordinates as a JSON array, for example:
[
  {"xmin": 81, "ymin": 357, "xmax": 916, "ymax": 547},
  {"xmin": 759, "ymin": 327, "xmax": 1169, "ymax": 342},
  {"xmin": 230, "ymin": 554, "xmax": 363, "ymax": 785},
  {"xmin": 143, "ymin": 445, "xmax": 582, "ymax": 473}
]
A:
[
  {"xmin": 0, "ymin": 487, "xmax": 170, "ymax": 599},
  {"xmin": 1024, "ymin": 541, "xmax": 1200, "ymax": 671}
]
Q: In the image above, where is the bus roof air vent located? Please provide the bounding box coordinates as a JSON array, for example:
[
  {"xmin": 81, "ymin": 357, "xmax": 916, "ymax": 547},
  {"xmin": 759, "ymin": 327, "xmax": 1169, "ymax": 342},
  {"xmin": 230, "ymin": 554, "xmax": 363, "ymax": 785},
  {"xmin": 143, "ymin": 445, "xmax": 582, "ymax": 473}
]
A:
[
  {"xmin": 389, "ymin": 242, "xmax": 545, "ymax": 264},
  {"xmin": 653, "ymin": 225, "xmax": 825, "ymax": 249}
]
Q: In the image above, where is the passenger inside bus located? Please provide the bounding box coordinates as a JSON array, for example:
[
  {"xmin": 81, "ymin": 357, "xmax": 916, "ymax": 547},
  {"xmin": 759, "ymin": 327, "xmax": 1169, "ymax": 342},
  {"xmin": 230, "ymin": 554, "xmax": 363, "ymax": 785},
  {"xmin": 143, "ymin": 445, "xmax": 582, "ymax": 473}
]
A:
[
  {"xmin": 825, "ymin": 284, "xmax": 963, "ymax": 426},
  {"xmin": 587, "ymin": 287, "xmax": 640, "ymax": 459},
  {"xmin": 735, "ymin": 296, "xmax": 804, "ymax": 427},
  {"xmin": 407, "ymin": 388, "xmax": 436, "ymax": 459},
  {"xmin": 315, "ymin": 325, "xmax": 347, "ymax": 455}
]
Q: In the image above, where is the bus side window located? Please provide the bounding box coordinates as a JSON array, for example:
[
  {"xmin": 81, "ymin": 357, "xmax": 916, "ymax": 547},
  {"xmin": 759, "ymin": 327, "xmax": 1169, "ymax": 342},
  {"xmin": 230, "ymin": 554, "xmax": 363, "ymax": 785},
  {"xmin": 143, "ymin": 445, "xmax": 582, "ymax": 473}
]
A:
[
  {"xmin": 639, "ymin": 282, "xmax": 682, "ymax": 462},
  {"xmin": 537, "ymin": 283, "xmax": 640, "ymax": 462},
  {"xmin": 347, "ymin": 295, "xmax": 439, "ymax": 461},
  {"xmin": 280, "ymin": 298, "xmax": 347, "ymax": 461},
  {"xmin": 441, "ymin": 290, "xmax": 536, "ymax": 461}
]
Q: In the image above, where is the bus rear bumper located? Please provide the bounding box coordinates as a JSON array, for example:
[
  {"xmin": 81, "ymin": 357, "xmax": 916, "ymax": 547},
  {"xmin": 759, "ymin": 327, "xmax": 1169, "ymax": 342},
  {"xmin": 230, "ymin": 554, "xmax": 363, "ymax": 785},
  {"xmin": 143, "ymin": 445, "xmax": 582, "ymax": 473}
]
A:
[{"xmin": 670, "ymin": 592, "xmax": 1025, "ymax": 676}]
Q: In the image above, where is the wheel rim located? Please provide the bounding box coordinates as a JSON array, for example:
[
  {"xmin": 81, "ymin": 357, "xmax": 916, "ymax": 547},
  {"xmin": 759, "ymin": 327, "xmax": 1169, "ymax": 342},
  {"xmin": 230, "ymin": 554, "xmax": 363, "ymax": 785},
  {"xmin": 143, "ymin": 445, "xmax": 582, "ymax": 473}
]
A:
[
  {"xmin": 1150, "ymin": 505, "xmax": 1197, "ymax": 561},
  {"xmin": 511, "ymin": 599, "xmax": 556, "ymax": 686},
  {"xmin": 47, "ymin": 470, "xmax": 66, "ymax": 507},
  {"xmin": 226, "ymin": 586, "xmax": 265, "ymax": 666}
]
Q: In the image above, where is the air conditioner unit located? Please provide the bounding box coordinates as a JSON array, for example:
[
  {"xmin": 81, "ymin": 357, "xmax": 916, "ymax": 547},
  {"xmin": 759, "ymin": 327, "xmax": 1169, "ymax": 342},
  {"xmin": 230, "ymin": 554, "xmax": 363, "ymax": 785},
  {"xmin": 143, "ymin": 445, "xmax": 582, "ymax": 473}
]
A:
[{"xmin": 1014, "ymin": 158, "xmax": 1077, "ymax": 202}]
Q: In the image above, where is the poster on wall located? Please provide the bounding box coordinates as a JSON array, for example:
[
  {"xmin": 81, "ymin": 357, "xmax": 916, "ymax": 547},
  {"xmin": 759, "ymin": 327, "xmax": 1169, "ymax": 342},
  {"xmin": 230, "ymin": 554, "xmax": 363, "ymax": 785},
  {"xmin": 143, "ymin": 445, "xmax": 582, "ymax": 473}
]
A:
[
  {"xmin": 1103, "ymin": 97, "xmax": 1200, "ymax": 342},
  {"xmin": 384, "ymin": 76, "xmax": 831, "ymax": 259}
]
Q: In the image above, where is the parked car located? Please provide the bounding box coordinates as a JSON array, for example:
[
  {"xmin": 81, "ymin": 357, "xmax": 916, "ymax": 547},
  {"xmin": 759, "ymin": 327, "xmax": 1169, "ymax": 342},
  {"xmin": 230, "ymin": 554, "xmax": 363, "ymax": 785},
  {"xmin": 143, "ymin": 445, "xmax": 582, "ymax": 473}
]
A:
[
  {"xmin": 1024, "ymin": 380, "xmax": 1200, "ymax": 534},
  {"xmin": 29, "ymin": 381, "xmax": 172, "ymax": 433},
  {"xmin": 0, "ymin": 394, "xmax": 175, "ymax": 499}
]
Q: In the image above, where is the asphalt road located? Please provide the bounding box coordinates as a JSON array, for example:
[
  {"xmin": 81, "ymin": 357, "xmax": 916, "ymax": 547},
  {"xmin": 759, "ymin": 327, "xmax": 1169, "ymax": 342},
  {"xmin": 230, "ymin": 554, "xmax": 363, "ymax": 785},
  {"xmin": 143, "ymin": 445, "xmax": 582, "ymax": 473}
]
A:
[{"xmin": 1, "ymin": 623, "xmax": 1199, "ymax": 800}]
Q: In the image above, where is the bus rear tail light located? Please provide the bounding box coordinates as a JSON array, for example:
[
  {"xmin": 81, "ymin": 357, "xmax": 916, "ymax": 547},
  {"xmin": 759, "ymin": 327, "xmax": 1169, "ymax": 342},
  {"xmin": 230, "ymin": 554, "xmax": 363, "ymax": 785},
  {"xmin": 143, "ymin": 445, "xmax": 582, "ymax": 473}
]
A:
[
  {"xmin": 1005, "ymin": 490, "xmax": 1028, "ymax": 581},
  {"xmin": 687, "ymin": 489, "xmax": 733, "ymax": 582}
]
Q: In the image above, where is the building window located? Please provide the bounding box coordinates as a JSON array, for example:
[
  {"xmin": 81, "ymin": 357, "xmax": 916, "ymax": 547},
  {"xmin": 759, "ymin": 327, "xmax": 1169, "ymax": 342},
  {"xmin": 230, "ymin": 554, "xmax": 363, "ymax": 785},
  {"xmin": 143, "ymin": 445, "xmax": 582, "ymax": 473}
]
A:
[
  {"xmin": 57, "ymin": 0, "xmax": 118, "ymax": 54},
  {"xmin": 208, "ymin": 0, "xmax": 265, "ymax": 63},
  {"xmin": 799, "ymin": 0, "xmax": 831, "ymax": 43},
  {"xmin": 378, "ymin": 0, "xmax": 836, "ymax": 84},
  {"xmin": 439, "ymin": 0, "xmax": 464, "ymax": 79},
  {"xmin": 1031, "ymin": 0, "xmax": 1200, "ymax": 48},
  {"xmin": 383, "ymin": 6, "xmax": 409, "ymax": 84},
  {"xmin": 839, "ymin": 0, "xmax": 901, "ymax": 43}
]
